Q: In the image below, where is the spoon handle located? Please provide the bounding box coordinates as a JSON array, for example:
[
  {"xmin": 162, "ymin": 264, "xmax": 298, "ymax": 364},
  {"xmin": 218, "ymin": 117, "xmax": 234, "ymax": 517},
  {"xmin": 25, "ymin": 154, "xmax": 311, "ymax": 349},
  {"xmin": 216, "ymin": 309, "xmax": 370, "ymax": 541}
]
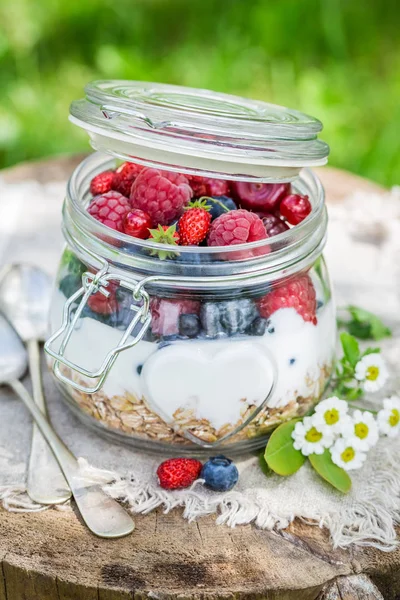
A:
[
  {"xmin": 9, "ymin": 379, "xmax": 135, "ymax": 539},
  {"xmin": 26, "ymin": 339, "xmax": 71, "ymax": 504}
]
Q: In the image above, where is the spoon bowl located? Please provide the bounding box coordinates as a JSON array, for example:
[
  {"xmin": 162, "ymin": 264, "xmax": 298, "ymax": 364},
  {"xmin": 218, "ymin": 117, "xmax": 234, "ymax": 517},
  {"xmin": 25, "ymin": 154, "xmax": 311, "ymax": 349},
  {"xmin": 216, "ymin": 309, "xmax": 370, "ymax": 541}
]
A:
[
  {"xmin": 0, "ymin": 264, "xmax": 52, "ymax": 342},
  {"xmin": 0, "ymin": 314, "xmax": 27, "ymax": 383}
]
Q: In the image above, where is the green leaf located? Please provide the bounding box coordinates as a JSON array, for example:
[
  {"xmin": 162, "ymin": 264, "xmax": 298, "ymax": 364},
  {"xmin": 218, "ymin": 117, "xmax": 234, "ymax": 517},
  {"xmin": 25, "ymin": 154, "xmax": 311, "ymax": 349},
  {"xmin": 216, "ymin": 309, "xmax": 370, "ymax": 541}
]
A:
[
  {"xmin": 264, "ymin": 419, "xmax": 306, "ymax": 476},
  {"xmin": 347, "ymin": 305, "xmax": 392, "ymax": 341},
  {"xmin": 309, "ymin": 450, "xmax": 351, "ymax": 493},
  {"xmin": 340, "ymin": 332, "xmax": 360, "ymax": 368},
  {"xmin": 347, "ymin": 320, "xmax": 373, "ymax": 340},
  {"xmin": 344, "ymin": 386, "xmax": 363, "ymax": 400},
  {"xmin": 363, "ymin": 347, "xmax": 381, "ymax": 356},
  {"xmin": 258, "ymin": 452, "xmax": 272, "ymax": 477}
]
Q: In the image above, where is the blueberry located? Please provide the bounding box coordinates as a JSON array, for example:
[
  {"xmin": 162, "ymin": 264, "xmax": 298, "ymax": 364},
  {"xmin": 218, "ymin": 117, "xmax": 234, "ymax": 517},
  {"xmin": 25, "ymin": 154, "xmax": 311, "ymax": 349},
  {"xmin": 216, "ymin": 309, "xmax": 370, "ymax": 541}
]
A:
[
  {"xmin": 218, "ymin": 299, "xmax": 258, "ymax": 335},
  {"xmin": 247, "ymin": 316, "xmax": 267, "ymax": 336},
  {"xmin": 179, "ymin": 314, "xmax": 201, "ymax": 338},
  {"xmin": 136, "ymin": 364, "xmax": 143, "ymax": 375},
  {"xmin": 317, "ymin": 299, "xmax": 324, "ymax": 310},
  {"xmin": 289, "ymin": 358, "xmax": 296, "ymax": 365},
  {"xmin": 201, "ymin": 455, "xmax": 239, "ymax": 492},
  {"xmin": 200, "ymin": 302, "xmax": 224, "ymax": 338},
  {"xmin": 208, "ymin": 196, "xmax": 237, "ymax": 220},
  {"xmin": 59, "ymin": 273, "xmax": 82, "ymax": 299}
]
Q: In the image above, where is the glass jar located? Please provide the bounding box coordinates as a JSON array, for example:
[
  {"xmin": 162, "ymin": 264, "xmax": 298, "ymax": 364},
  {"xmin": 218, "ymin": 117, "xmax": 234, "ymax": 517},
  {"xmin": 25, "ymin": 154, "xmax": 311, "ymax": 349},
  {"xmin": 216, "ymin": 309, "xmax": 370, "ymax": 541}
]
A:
[{"xmin": 45, "ymin": 81, "xmax": 335, "ymax": 455}]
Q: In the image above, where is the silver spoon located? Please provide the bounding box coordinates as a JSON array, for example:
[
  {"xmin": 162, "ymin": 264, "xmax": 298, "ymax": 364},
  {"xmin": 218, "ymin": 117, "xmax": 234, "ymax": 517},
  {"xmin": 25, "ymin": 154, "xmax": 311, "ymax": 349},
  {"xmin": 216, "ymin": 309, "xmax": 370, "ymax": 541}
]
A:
[
  {"xmin": 0, "ymin": 264, "xmax": 70, "ymax": 504},
  {"xmin": 0, "ymin": 314, "xmax": 135, "ymax": 538}
]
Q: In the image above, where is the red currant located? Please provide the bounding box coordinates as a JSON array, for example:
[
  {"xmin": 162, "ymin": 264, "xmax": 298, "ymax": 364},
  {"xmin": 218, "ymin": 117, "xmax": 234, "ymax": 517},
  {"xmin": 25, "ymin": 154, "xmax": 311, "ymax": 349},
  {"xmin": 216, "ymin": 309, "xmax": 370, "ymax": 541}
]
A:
[
  {"xmin": 123, "ymin": 209, "xmax": 152, "ymax": 239},
  {"xmin": 279, "ymin": 194, "xmax": 312, "ymax": 225},
  {"xmin": 260, "ymin": 214, "xmax": 290, "ymax": 236},
  {"xmin": 87, "ymin": 284, "xmax": 118, "ymax": 315}
]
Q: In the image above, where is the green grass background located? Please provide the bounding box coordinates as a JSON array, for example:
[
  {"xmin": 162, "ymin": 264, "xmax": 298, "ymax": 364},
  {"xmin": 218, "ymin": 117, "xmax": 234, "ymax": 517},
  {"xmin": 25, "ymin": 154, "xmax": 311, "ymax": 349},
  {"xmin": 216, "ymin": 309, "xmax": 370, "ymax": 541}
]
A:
[{"xmin": 1, "ymin": 0, "xmax": 399, "ymax": 185}]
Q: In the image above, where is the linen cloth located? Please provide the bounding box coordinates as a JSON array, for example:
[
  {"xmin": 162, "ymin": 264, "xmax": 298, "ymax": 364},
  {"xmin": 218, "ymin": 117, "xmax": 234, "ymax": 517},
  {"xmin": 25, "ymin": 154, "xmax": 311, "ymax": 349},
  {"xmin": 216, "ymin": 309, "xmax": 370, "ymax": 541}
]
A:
[{"xmin": 1, "ymin": 174, "xmax": 400, "ymax": 550}]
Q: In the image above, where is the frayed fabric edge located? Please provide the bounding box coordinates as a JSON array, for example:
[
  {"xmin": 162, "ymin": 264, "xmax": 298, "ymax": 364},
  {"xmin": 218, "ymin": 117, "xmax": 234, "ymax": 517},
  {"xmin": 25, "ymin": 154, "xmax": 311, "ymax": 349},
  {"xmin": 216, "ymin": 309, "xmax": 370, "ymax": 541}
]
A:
[{"xmin": 2, "ymin": 454, "xmax": 400, "ymax": 551}]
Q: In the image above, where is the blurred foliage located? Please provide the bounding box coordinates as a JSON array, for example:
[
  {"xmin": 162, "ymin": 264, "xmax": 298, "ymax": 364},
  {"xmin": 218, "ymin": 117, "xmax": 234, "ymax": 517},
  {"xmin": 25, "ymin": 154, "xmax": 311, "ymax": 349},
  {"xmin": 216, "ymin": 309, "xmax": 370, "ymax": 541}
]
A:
[{"xmin": 0, "ymin": 0, "xmax": 399, "ymax": 184}]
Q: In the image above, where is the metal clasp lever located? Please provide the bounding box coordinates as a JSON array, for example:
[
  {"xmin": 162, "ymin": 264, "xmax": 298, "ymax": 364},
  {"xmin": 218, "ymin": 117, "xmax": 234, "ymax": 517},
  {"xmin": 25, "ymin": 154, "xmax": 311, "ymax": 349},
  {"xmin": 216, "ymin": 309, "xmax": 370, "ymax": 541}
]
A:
[{"xmin": 44, "ymin": 270, "xmax": 151, "ymax": 394}]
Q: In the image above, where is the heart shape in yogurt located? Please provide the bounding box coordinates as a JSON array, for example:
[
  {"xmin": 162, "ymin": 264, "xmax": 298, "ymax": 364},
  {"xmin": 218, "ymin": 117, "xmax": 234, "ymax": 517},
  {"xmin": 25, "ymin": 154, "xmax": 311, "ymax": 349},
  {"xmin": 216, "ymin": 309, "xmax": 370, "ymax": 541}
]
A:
[{"xmin": 141, "ymin": 339, "xmax": 276, "ymax": 446}]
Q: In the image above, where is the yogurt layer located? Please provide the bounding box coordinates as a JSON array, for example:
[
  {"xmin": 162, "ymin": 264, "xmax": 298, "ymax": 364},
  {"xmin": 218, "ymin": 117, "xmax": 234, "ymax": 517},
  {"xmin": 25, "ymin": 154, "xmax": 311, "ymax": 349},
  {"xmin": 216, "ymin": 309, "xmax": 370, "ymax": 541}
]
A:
[{"xmin": 50, "ymin": 291, "xmax": 336, "ymax": 434}]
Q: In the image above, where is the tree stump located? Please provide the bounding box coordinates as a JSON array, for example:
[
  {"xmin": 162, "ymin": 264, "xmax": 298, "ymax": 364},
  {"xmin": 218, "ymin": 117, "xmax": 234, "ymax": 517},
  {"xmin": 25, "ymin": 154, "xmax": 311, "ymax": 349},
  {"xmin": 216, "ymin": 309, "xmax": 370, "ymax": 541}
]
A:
[{"xmin": 0, "ymin": 156, "xmax": 396, "ymax": 600}]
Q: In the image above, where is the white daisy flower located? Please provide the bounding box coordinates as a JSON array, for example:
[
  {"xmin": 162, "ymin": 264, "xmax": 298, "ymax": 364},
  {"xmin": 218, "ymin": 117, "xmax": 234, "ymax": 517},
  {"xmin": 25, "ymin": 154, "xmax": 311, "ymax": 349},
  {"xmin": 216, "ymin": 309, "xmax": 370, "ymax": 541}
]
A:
[
  {"xmin": 354, "ymin": 354, "xmax": 388, "ymax": 393},
  {"xmin": 313, "ymin": 396, "xmax": 350, "ymax": 435},
  {"xmin": 341, "ymin": 409, "xmax": 379, "ymax": 451},
  {"xmin": 330, "ymin": 438, "xmax": 367, "ymax": 471},
  {"xmin": 377, "ymin": 396, "xmax": 400, "ymax": 437},
  {"xmin": 292, "ymin": 416, "xmax": 334, "ymax": 456}
]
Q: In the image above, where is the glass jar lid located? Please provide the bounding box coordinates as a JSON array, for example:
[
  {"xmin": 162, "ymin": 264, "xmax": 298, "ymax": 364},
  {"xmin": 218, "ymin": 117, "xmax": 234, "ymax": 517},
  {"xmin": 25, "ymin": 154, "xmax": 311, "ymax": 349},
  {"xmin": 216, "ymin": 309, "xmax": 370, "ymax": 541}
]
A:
[{"xmin": 70, "ymin": 80, "xmax": 329, "ymax": 182}]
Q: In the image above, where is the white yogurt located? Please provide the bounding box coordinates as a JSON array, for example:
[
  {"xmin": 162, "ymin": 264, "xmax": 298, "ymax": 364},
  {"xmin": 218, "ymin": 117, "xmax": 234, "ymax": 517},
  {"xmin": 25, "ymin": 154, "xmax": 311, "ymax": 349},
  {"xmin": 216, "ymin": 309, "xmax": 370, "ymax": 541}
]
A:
[{"xmin": 50, "ymin": 291, "xmax": 336, "ymax": 430}]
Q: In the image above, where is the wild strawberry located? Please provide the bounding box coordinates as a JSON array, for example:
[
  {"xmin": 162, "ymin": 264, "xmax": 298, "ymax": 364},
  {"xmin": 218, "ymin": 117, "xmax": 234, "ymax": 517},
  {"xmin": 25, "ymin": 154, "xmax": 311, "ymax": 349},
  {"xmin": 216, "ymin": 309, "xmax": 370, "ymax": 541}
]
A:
[
  {"xmin": 87, "ymin": 191, "xmax": 131, "ymax": 232},
  {"xmin": 257, "ymin": 274, "xmax": 317, "ymax": 324},
  {"xmin": 131, "ymin": 168, "xmax": 192, "ymax": 226},
  {"xmin": 90, "ymin": 171, "xmax": 114, "ymax": 196},
  {"xmin": 112, "ymin": 162, "xmax": 144, "ymax": 197},
  {"xmin": 279, "ymin": 194, "xmax": 312, "ymax": 225},
  {"xmin": 157, "ymin": 458, "xmax": 203, "ymax": 490},
  {"xmin": 123, "ymin": 209, "xmax": 152, "ymax": 239},
  {"xmin": 231, "ymin": 182, "xmax": 290, "ymax": 212},
  {"xmin": 148, "ymin": 224, "xmax": 180, "ymax": 260},
  {"xmin": 178, "ymin": 199, "xmax": 212, "ymax": 246}
]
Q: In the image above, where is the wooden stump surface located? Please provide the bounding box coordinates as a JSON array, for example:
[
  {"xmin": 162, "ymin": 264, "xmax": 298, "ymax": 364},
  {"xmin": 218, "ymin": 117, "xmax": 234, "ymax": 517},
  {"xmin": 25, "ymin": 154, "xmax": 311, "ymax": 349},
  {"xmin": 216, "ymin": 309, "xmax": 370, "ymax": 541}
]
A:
[{"xmin": 0, "ymin": 156, "xmax": 395, "ymax": 600}]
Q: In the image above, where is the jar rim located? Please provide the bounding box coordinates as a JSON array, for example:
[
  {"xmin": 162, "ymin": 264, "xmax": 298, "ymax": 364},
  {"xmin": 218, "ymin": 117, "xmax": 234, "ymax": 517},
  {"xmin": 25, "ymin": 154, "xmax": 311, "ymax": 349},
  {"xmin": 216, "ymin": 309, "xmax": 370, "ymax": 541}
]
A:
[{"xmin": 64, "ymin": 153, "xmax": 327, "ymax": 285}]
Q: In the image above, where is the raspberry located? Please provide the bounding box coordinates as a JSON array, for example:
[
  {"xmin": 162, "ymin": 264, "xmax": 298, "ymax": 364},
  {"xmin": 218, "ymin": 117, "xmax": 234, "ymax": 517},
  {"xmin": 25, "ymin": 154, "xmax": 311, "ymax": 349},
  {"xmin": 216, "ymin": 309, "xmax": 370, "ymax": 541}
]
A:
[
  {"xmin": 260, "ymin": 214, "xmax": 289, "ymax": 237},
  {"xmin": 207, "ymin": 209, "xmax": 267, "ymax": 247},
  {"xmin": 187, "ymin": 175, "xmax": 208, "ymax": 197},
  {"xmin": 90, "ymin": 171, "xmax": 114, "ymax": 196},
  {"xmin": 131, "ymin": 168, "xmax": 192, "ymax": 226},
  {"xmin": 187, "ymin": 175, "xmax": 230, "ymax": 198},
  {"xmin": 157, "ymin": 458, "xmax": 203, "ymax": 490},
  {"xmin": 112, "ymin": 162, "xmax": 144, "ymax": 197},
  {"xmin": 178, "ymin": 200, "xmax": 212, "ymax": 246},
  {"xmin": 257, "ymin": 274, "xmax": 317, "ymax": 324},
  {"xmin": 205, "ymin": 178, "xmax": 230, "ymax": 196},
  {"xmin": 87, "ymin": 283, "xmax": 118, "ymax": 315},
  {"xmin": 123, "ymin": 209, "xmax": 152, "ymax": 239},
  {"xmin": 279, "ymin": 194, "xmax": 312, "ymax": 225},
  {"xmin": 87, "ymin": 191, "xmax": 131, "ymax": 232},
  {"xmin": 231, "ymin": 182, "xmax": 290, "ymax": 212},
  {"xmin": 150, "ymin": 298, "xmax": 200, "ymax": 336}
]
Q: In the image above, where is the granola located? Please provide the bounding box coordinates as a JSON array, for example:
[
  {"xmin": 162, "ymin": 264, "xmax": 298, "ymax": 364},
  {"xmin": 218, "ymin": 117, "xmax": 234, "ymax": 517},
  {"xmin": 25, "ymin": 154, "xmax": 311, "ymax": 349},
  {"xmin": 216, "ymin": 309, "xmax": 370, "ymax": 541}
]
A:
[{"xmin": 60, "ymin": 362, "xmax": 333, "ymax": 446}]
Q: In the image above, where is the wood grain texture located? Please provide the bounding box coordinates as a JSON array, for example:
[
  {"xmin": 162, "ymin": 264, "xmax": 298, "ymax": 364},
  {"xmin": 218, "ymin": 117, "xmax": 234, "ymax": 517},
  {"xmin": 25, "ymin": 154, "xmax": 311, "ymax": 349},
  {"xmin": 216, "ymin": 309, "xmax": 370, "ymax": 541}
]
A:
[
  {"xmin": 0, "ymin": 156, "xmax": 394, "ymax": 600},
  {"xmin": 320, "ymin": 574, "xmax": 385, "ymax": 600}
]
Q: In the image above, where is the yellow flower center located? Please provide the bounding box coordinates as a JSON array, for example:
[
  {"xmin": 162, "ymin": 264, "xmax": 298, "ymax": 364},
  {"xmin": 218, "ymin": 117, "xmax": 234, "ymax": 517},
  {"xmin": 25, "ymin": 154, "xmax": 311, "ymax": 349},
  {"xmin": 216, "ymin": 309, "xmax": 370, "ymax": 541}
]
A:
[
  {"xmin": 324, "ymin": 408, "xmax": 339, "ymax": 425},
  {"xmin": 354, "ymin": 422, "xmax": 369, "ymax": 439},
  {"xmin": 340, "ymin": 447, "xmax": 356, "ymax": 463},
  {"xmin": 389, "ymin": 409, "xmax": 400, "ymax": 427},
  {"xmin": 366, "ymin": 366, "xmax": 379, "ymax": 381},
  {"xmin": 305, "ymin": 427, "xmax": 323, "ymax": 443}
]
